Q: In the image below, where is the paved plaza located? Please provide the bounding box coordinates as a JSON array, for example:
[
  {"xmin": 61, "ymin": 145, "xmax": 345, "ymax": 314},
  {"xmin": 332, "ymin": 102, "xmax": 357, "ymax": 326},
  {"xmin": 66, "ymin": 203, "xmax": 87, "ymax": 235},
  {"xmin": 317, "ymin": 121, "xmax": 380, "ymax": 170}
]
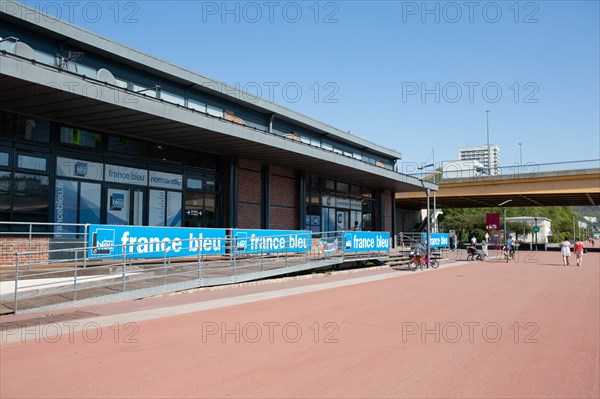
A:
[{"xmin": 1, "ymin": 250, "xmax": 599, "ymax": 398}]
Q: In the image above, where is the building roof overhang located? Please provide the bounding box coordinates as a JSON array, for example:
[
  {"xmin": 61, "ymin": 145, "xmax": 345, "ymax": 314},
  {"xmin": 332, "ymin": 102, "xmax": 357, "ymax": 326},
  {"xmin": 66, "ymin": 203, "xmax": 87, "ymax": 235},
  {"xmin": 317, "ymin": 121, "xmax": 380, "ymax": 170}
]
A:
[{"xmin": 0, "ymin": 54, "xmax": 433, "ymax": 193}]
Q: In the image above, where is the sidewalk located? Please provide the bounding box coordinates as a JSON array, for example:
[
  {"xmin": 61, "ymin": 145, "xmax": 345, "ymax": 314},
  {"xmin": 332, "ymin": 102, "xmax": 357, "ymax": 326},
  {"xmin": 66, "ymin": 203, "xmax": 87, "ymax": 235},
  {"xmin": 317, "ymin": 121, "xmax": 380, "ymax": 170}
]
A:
[{"xmin": 1, "ymin": 251, "xmax": 598, "ymax": 398}]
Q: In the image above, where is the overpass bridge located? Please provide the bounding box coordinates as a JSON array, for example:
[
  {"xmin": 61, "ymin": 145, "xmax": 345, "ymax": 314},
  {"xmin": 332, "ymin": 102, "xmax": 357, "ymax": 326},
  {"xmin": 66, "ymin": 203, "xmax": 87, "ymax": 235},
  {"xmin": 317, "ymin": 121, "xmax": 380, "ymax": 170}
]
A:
[{"xmin": 395, "ymin": 163, "xmax": 600, "ymax": 210}]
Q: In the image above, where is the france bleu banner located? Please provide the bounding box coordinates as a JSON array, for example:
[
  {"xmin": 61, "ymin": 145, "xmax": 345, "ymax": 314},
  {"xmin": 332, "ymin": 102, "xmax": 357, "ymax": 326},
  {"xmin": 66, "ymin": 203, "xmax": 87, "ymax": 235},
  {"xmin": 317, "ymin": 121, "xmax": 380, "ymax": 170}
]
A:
[
  {"xmin": 421, "ymin": 233, "xmax": 450, "ymax": 248},
  {"xmin": 342, "ymin": 232, "xmax": 390, "ymax": 253},
  {"xmin": 88, "ymin": 225, "xmax": 227, "ymax": 259},
  {"xmin": 232, "ymin": 229, "xmax": 311, "ymax": 255}
]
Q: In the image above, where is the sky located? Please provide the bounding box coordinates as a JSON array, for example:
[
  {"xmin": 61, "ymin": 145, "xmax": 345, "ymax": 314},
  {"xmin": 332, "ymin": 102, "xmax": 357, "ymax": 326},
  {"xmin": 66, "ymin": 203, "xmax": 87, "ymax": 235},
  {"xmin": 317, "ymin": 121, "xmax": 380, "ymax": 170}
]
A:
[{"xmin": 18, "ymin": 0, "xmax": 600, "ymax": 173}]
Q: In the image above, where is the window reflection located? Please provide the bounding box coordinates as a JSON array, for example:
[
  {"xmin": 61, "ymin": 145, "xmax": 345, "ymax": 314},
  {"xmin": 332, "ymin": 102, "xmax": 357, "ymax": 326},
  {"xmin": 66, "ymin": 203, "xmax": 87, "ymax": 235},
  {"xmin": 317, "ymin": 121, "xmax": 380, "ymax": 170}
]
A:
[
  {"xmin": 17, "ymin": 155, "xmax": 47, "ymax": 172},
  {"xmin": 15, "ymin": 116, "xmax": 50, "ymax": 143},
  {"xmin": 13, "ymin": 173, "xmax": 49, "ymax": 213}
]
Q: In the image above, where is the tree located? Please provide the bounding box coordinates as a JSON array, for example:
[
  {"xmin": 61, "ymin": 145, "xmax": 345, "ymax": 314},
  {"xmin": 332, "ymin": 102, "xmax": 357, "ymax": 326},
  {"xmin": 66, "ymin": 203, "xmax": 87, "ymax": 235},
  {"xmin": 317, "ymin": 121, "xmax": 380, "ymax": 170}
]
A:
[{"xmin": 439, "ymin": 205, "xmax": 579, "ymax": 243}]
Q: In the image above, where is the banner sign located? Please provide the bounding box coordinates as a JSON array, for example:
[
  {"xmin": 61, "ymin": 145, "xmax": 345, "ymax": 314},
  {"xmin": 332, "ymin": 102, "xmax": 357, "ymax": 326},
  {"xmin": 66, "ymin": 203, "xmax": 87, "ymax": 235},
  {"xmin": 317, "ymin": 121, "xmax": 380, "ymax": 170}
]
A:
[
  {"xmin": 88, "ymin": 225, "xmax": 226, "ymax": 259},
  {"xmin": 342, "ymin": 231, "xmax": 390, "ymax": 253},
  {"xmin": 232, "ymin": 229, "xmax": 311, "ymax": 255},
  {"xmin": 486, "ymin": 213, "xmax": 500, "ymax": 230},
  {"xmin": 421, "ymin": 233, "xmax": 450, "ymax": 248}
]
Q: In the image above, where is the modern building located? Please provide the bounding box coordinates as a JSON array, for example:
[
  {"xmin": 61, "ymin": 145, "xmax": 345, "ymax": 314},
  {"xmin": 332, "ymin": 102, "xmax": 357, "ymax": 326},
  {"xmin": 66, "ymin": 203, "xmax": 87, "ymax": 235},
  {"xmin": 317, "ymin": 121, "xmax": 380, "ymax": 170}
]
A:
[
  {"xmin": 0, "ymin": 2, "xmax": 432, "ymax": 238},
  {"xmin": 458, "ymin": 145, "xmax": 500, "ymax": 175},
  {"xmin": 505, "ymin": 216, "xmax": 551, "ymax": 244}
]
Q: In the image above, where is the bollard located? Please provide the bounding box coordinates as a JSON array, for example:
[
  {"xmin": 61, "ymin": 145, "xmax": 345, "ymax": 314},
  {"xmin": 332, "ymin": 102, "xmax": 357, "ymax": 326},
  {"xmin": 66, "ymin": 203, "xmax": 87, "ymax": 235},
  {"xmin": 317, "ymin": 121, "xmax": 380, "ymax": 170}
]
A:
[
  {"xmin": 122, "ymin": 251, "xmax": 127, "ymax": 292},
  {"xmin": 14, "ymin": 255, "xmax": 19, "ymax": 313},
  {"xmin": 73, "ymin": 256, "xmax": 78, "ymax": 302}
]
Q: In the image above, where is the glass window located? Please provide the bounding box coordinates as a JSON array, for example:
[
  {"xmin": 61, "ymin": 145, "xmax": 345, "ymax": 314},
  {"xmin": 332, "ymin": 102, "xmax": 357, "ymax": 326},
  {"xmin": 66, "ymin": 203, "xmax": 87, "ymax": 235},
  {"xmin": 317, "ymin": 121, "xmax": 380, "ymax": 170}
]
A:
[
  {"xmin": 0, "ymin": 151, "xmax": 9, "ymax": 168},
  {"xmin": 0, "ymin": 171, "xmax": 11, "ymax": 211},
  {"xmin": 108, "ymin": 136, "xmax": 147, "ymax": 156},
  {"xmin": 80, "ymin": 182, "xmax": 101, "ymax": 225},
  {"xmin": 187, "ymin": 178, "xmax": 203, "ymax": 190},
  {"xmin": 206, "ymin": 178, "xmax": 217, "ymax": 192},
  {"xmin": 13, "ymin": 173, "xmax": 49, "ymax": 213},
  {"xmin": 60, "ymin": 127, "xmax": 102, "ymax": 149},
  {"xmin": 15, "ymin": 116, "xmax": 50, "ymax": 143},
  {"xmin": 1, "ymin": 113, "xmax": 15, "ymax": 139},
  {"xmin": 17, "ymin": 154, "xmax": 47, "ymax": 172},
  {"xmin": 184, "ymin": 191, "xmax": 204, "ymax": 227},
  {"xmin": 150, "ymin": 144, "xmax": 181, "ymax": 163},
  {"xmin": 325, "ymin": 179, "xmax": 335, "ymax": 191},
  {"xmin": 337, "ymin": 182, "xmax": 349, "ymax": 193},
  {"xmin": 204, "ymin": 193, "xmax": 216, "ymax": 228}
]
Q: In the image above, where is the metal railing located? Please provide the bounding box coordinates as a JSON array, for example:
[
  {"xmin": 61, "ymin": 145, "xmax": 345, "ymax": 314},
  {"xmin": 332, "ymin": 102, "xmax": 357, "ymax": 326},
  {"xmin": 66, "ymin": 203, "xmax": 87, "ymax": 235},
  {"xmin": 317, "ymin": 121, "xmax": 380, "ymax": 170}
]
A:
[{"xmin": 1, "ymin": 225, "xmax": 390, "ymax": 314}]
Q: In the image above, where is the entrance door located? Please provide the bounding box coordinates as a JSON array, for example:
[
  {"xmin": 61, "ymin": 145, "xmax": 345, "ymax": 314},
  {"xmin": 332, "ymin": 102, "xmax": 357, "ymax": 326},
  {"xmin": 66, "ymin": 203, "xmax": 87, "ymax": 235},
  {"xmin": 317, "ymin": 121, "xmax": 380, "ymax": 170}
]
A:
[
  {"xmin": 336, "ymin": 210, "xmax": 349, "ymax": 231},
  {"xmin": 106, "ymin": 187, "xmax": 145, "ymax": 225}
]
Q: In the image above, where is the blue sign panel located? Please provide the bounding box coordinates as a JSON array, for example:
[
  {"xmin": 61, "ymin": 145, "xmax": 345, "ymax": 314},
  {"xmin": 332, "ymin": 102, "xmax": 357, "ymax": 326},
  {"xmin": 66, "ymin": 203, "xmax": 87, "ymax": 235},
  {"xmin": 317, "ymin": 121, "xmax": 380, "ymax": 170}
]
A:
[
  {"xmin": 88, "ymin": 225, "xmax": 226, "ymax": 259},
  {"xmin": 232, "ymin": 229, "xmax": 311, "ymax": 255},
  {"xmin": 342, "ymin": 232, "xmax": 390, "ymax": 253},
  {"xmin": 422, "ymin": 233, "xmax": 450, "ymax": 248}
]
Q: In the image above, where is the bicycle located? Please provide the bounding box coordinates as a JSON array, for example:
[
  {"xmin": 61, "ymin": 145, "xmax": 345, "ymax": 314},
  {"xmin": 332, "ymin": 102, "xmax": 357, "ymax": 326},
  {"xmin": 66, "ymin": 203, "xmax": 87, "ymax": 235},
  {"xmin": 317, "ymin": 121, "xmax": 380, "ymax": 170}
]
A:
[
  {"xmin": 502, "ymin": 245, "xmax": 516, "ymax": 262},
  {"xmin": 408, "ymin": 253, "xmax": 439, "ymax": 271}
]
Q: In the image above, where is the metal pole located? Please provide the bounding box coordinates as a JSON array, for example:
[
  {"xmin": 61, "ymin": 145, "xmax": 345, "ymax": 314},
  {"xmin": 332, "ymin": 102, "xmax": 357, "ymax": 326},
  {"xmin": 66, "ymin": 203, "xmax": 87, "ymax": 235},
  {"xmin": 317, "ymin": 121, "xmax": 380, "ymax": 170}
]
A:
[
  {"xmin": 74, "ymin": 252, "xmax": 78, "ymax": 302},
  {"xmin": 198, "ymin": 240, "xmax": 202, "ymax": 279},
  {"xmin": 28, "ymin": 223, "xmax": 32, "ymax": 270},
  {"xmin": 503, "ymin": 208, "xmax": 507, "ymax": 245},
  {"xmin": 14, "ymin": 255, "xmax": 19, "ymax": 313},
  {"xmin": 486, "ymin": 110, "xmax": 490, "ymax": 175},
  {"xmin": 426, "ymin": 188, "xmax": 431, "ymax": 265},
  {"xmin": 83, "ymin": 224, "xmax": 89, "ymax": 269},
  {"xmin": 518, "ymin": 143, "xmax": 522, "ymax": 174},
  {"xmin": 122, "ymin": 251, "xmax": 127, "ymax": 292}
]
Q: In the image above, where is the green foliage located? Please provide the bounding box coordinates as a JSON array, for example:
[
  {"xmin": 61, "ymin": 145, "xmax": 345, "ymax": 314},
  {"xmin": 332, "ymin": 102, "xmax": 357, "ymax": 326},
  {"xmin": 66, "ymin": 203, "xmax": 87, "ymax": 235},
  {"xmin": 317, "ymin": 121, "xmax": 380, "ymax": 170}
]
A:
[{"xmin": 440, "ymin": 205, "xmax": 580, "ymax": 243}]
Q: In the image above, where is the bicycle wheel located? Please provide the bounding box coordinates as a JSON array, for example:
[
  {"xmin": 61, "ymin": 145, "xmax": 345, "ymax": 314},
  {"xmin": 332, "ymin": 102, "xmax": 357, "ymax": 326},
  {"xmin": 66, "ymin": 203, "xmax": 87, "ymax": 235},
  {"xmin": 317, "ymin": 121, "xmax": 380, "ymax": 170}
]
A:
[
  {"xmin": 430, "ymin": 259, "xmax": 439, "ymax": 269},
  {"xmin": 408, "ymin": 259, "xmax": 419, "ymax": 271}
]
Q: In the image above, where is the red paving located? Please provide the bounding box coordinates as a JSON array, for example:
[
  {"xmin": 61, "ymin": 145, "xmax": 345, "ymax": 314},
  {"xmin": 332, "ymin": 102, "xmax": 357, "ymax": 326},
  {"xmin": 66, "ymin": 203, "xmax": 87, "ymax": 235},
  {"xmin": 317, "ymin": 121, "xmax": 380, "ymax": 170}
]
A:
[{"xmin": 1, "ymin": 250, "xmax": 599, "ymax": 398}]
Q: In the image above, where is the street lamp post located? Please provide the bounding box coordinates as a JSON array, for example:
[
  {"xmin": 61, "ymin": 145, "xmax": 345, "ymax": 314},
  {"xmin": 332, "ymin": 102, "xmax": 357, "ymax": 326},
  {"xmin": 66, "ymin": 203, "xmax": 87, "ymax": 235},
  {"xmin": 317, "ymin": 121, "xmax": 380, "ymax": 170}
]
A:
[
  {"xmin": 486, "ymin": 110, "xmax": 491, "ymax": 175},
  {"xmin": 498, "ymin": 199, "xmax": 513, "ymax": 245},
  {"xmin": 418, "ymin": 162, "xmax": 437, "ymax": 235},
  {"xmin": 518, "ymin": 142, "xmax": 522, "ymax": 174}
]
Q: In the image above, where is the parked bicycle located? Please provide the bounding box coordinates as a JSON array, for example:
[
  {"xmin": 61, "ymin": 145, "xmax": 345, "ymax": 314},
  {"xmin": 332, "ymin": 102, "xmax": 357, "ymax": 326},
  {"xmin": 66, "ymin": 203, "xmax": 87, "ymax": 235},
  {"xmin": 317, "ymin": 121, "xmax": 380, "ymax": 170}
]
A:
[{"xmin": 408, "ymin": 249, "xmax": 439, "ymax": 271}]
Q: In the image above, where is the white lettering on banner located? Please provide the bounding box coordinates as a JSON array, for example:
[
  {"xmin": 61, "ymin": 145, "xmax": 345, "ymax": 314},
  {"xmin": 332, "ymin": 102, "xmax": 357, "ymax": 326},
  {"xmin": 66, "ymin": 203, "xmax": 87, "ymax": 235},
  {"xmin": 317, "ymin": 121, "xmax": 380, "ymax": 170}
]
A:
[
  {"xmin": 347, "ymin": 234, "xmax": 389, "ymax": 250},
  {"xmin": 377, "ymin": 236, "xmax": 390, "ymax": 249},
  {"xmin": 149, "ymin": 171, "xmax": 183, "ymax": 190},
  {"xmin": 55, "ymin": 180, "xmax": 64, "ymax": 233},
  {"xmin": 119, "ymin": 232, "xmax": 222, "ymax": 254},
  {"xmin": 353, "ymin": 236, "xmax": 375, "ymax": 249},
  {"xmin": 105, "ymin": 165, "xmax": 147, "ymax": 186},
  {"xmin": 248, "ymin": 234, "xmax": 308, "ymax": 251}
]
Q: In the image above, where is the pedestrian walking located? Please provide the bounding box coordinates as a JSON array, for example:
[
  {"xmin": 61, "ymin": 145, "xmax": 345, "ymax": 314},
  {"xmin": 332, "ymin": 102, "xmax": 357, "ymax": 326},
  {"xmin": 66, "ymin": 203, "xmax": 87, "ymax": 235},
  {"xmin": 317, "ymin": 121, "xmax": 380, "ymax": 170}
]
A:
[
  {"xmin": 560, "ymin": 237, "xmax": 571, "ymax": 266},
  {"xmin": 481, "ymin": 238, "xmax": 489, "ymax": 259},
  {"xmin": 574, "ymin": 237, "xmax": 585, "ymax": 266}
]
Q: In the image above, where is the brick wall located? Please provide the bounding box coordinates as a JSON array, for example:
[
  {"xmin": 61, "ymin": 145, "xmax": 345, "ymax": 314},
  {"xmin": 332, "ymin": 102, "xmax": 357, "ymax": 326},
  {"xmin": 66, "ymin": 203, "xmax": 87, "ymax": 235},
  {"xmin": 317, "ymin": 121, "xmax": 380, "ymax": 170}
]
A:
[
  {"xmin": 0, "ymin": 237, "xmax": 49, "ymax": 265},
  {"xmin": 237, "ymin": 159, "xmax": 262, "ymax": 229},
  {"xmin": 270, "ymin": 167, "xmax": 298, "ymax": 230},
  {"xmin": 237, "ymin": 160, "xmax": 299, "ymax": 230},
  {"xmin": 383, "ymin": 189, "xmax": 393, "ymax": 233}
]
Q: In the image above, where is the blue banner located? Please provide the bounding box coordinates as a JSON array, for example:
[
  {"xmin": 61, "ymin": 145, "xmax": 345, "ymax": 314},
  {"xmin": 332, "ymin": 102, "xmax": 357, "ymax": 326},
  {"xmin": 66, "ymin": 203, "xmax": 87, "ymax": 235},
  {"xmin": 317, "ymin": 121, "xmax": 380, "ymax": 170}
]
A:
[
  {"xmin": 232, "ymin": 229, "xmax": 311, "ymax": 255},
  {"xmin": 88, "ymin": 225, "xmax": 226, "ymax": 259},
  {"xmin": 342, "ymin": 232, "xmax": 390, "ymax": 253},
  {"xmin": 422, "ymin": 233, "xmax": 450, "ymax": 248}
]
